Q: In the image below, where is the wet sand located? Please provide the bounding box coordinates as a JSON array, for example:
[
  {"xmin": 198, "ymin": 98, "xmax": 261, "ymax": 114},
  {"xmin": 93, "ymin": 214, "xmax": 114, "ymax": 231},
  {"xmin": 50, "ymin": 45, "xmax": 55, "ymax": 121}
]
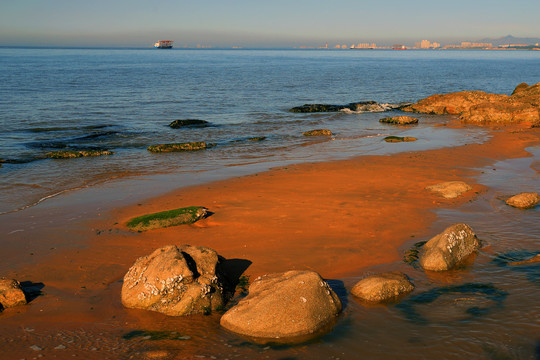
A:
[{"xmin": 1, "ymin": 125, "xmax": 539, "ymax": 359}]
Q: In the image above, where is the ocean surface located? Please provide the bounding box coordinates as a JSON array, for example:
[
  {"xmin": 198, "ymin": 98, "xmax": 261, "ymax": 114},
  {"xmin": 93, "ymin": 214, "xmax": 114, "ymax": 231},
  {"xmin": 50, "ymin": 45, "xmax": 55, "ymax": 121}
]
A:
[
  {"xmin": 1, "ymin": 48, "xmax": 540, "ymax": 214},
  {"xmin": 0, "ymin": 48, "xmax": 539, "ymax": 359}
]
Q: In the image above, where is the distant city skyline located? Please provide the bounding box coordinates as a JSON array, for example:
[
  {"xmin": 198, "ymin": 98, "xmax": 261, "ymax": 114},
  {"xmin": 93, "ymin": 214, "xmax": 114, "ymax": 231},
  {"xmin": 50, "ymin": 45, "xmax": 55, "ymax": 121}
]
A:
[{"xmin": 1, "ymin": 0, "xmax": 539, "ymax": 48}]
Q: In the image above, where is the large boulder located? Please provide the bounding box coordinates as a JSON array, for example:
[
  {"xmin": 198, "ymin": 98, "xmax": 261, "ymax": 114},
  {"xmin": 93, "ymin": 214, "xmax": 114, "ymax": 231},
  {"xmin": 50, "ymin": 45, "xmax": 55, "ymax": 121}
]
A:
[
  {"xmin": 220, "ymin": 270, "xmax": 342, "ymax": 339},
  {"xmin": 351, "ymin": 272, "xmax": 414, "ymax": 303},
  {"xmin": 505, "ymin": 192, "xmax": 540, "ymax": 209},
  {"xmin": 0, "ymin": 278, "xmax": 27, "ymax": 309},
  {"xmin": 425, "ymin": 181, "xmax": 472, "ymax": 199},
  {"xmin": 419, "ymin": 224, "xmax": 481, "ymax": 271},
  {"xmin": 403, "ymin": 82, "xmax": 540, "ymax": 126},
  {"xmin": 121, "ymin": 245, "xmax": 232, "ymax": 316}
]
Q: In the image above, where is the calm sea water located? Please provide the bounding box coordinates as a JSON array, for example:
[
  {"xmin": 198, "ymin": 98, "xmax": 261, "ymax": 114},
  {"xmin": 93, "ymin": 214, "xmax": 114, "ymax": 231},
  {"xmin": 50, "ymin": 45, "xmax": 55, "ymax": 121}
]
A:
[
  {"xmin": 1, "ymin": 48, "xmax": 540, "ymax": 214},
  {"xmin": 0, "ymin": 48, "xmax": 539, "ymax": 359}
]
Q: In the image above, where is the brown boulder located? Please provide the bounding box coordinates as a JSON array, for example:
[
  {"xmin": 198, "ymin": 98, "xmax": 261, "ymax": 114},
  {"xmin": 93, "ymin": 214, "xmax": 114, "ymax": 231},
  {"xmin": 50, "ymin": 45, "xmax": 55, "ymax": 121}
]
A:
[
  {"xmin": 303, "ymin": 129, "xmax": 333, "ymax": 136},
  {"xmin": 351, "ymin": 272, "xmax": 414, "ymax": 303},
  {"xmin": 425, "ymin": 181, "xmax": 472, "ymax": 199},
  {"xmin": 419, "ymin": 223, "xmax": 481, "ymax": 271},
  {"xmin": 0, "ymin": 278, "xmax": 27, "ymax": 309},
  {"xmin": 505, "ymin": 192, "xmax": 540, "ymax": 209},
  {"xmin": 403, "ymin": 91, "xmax": 508, "ymax": 115},
  {"xmin": 379, "ymin": 116, "xmax": 419, "ymax": 125},
  {"xmin": 121, "ymin": 245, "xmax": 231, "ymax": 316},
  {"xmin": 220, "ymin": 270, "xmax": 342, "ymax": 339}
]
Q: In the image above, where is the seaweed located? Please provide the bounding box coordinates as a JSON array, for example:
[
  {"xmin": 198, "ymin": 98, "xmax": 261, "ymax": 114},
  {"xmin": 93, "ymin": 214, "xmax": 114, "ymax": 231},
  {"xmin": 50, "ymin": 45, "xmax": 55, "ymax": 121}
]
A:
[{"xmin": 126, "ymin": 206, "xmax": 207, "ymax": 231}]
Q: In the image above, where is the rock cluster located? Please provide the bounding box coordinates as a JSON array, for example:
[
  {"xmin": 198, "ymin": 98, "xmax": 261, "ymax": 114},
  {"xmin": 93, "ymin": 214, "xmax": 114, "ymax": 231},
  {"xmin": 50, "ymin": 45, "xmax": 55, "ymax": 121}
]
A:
[
  {"xmin": 379, "ymin": 116, "xmax": 419, "ymax": 125},
  {"xmin": 220, "ymin": 270, "xmax": 342, "ymax": 339},
  {"xmin": 0, "ymin": 278, "xmax": 27, "ymax": 310},
  {"xmin": 303, "ymin": 129, "xmax": 333, "ymax": 136},
  {"xmin": 419, "ymin": 223, "xmax": 481, "ymax": 271},
  {"xmin": 425, "ymin": 181, "xmax": 472, "ymax": 199},
  {"xmin": 403, "ymin": 82, "xmax": 540, "ymax": 126},
  {"xmin": 351, "ymin": 272, "xmax": 414, "ymax": 303},
  {"xmin": 121, "ymin": 245, "xmax": 232, "ymax": 316},
  {"xmin": 505, "ymin": 192, "xmax": 540, "ymax": 209}
]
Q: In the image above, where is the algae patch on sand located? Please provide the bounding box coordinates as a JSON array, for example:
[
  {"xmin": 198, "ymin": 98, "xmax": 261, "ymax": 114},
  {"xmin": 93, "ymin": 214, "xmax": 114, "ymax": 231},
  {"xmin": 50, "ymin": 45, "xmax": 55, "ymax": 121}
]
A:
[{"xmin": 126, "ymin": 206, "xmax": 208, "ymax": 231}]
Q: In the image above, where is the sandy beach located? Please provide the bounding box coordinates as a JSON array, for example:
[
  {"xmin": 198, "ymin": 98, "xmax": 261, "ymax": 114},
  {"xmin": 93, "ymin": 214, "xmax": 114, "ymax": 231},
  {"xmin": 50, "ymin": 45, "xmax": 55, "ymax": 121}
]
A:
[{"xmin": 1, "ymin": 123, "xmax": 539, "ymax": 358}]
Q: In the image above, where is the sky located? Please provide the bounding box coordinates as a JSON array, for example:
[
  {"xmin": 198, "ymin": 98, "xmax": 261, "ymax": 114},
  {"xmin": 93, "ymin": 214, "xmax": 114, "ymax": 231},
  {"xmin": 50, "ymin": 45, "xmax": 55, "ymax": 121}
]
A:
[{"xmin": 1, "ymin": 0, "xmax": 539, "ymax": 48}]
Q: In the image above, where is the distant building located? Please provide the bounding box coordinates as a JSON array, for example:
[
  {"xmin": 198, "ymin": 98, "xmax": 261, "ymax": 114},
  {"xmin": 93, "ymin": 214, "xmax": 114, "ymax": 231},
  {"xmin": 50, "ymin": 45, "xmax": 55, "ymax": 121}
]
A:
[
  {"xmin": 351, "ymin": 43, "xmax": 377, "ymax": 49},
  {"xmin": 414, "ymin": 40, "xmax": 440, "ymax": 49}
]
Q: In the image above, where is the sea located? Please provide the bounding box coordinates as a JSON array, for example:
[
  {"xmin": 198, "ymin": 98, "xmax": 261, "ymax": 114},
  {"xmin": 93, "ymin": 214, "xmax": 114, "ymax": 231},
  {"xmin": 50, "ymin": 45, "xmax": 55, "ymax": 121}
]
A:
[{"xmin": 0, "ymin": 48, "xmax": 539, "ymax": 359}]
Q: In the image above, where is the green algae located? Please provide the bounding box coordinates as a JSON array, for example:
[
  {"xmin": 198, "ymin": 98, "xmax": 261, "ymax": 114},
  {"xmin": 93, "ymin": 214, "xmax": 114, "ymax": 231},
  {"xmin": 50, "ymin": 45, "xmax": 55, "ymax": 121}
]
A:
[
  {"xmin": 44, "ymin": 150, "xmax": 113, "ymax": 159},
  {"xmin": 126, "ymin": 206, "xmax": 207, "ymax": 231}
]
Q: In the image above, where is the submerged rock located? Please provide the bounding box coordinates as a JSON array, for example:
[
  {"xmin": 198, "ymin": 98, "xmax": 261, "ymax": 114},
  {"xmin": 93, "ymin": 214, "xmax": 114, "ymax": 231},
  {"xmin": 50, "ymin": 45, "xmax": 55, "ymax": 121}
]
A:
[
  {"xmin": 425, "ymin": 181, "xmax": 472, "ymax": 199},
  {"xmin": 379, "ymin": 116, "xmax": 419, "ymax": 125},
  {"xmin": 383, "ymin": 136, "xmax": 417, "ymax": 143},
  {"xmin": 419, "ymin": 223, "xmax": 481, "ymax": 271},
  {"xmin": 147, "ymin": 142, "xmax": 212, "ymax": 152},
  {"xmin": 403, "ymin": 82, "xmax": 540, "ymax": 126},
  {"xmin": 0, "ymin": 278, "xmax": 27, "ymax": 309},
  {"xmin": 247, "ymin": 136, "xmax": 267, "ymax": 142},
  {"xmin": 220, "ymin": 270, "xmax": 342, "ymax": 339},
  {"xmin": 351, "ymin": 272, "xmax": 414, "ymax": 303},
  {"xmin": 44, "ymin": 150, "xmax": 113, "ymax": 159},
  {"xmin": 169, "ymin": 119, "xmax": 210, "ymax": 128},
  {"xmin": 126, "ymin": 206, "xmax": 207, "ymax": 231},
  {"xmin": 505, "ymin": 192, "xmax": 540, "ymax": 209},
  {"xmin": 121, "ymin": 245, "xmax": 232, "ymax": 316},
  {"xmin": 289, "ymin": 101, "xmax": 399, "ymax": 113},
  {"xmin": 303, "ymin": 129, "xmax": 333, "ymax": 136}
]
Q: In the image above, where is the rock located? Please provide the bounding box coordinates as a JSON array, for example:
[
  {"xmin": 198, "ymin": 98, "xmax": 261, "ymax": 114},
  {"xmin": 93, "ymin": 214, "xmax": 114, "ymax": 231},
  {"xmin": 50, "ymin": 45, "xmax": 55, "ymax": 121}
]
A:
[
  {"xmin": 351, "ymin": 272, "xmax": 414, "ymax": 303},
  {"xmin": 425, "ymin": 181, "xmax": 472, "ymax": 199},
  {"xmin": 44, "ymin": 150, "xmax": 113, "ymax": 159},
  {"xmin": 508, "ymin": 254, "xmax": 540, "ymax": 266},
  {"xmin": 247, "ymin": 136, "xmax": 267, "ymax": 142},
  {"xmin": 220, "ymin": 270, "xmax": 342, "ymax": 339},
  {"xmin": 379, "ymin": 116, "xmax": 419, "ymax": 125},
  {"xmin": 289, "ymin": 101, "xmax": 400, "ymax": 113},
  {"xmin": 383, "ymin": 136, "xmax": 417, "ymax": 143},
  {"xmin": 147, "ymin": 142, "xmax": 212, "ymax": 152},
  {"xmin": 126, "ymin": 206, "xmax": 207, "ymax": 231},
  {"xmin": 0, "ymin": 278, "xmax": 27, "ymax": 309},
  {"xmin": 403, "ymin": 82, "xmax": 540, "ymax": 126},
  {"xmin": 303, "ymin": 129, "xmax": 333, "ymax": 136},
  {"xmin": 169, "ymin": 119, "xmax": 210, "ymax": 128},
  {"xmin": 419, "ymin": 223, "xmax": 481, "ymax": 271},
  {"xmin": 505, "ymin": 192, "xmax": 540, "ymax": 209},
  {"xmin": 121, "ymin": 245, "xmax": 232, "ymax": 316},
  {"xmin": 290, "ymin": 104, "xmax": 344, "ymax": 113}
]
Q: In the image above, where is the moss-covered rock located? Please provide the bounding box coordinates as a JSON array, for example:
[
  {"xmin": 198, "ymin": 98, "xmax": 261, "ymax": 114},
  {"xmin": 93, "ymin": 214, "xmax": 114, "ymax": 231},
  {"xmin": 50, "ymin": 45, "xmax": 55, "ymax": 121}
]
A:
[
  {"xmin": 44, "ymin": 150, "xmax": 113, "ymax": 159},
  {"xmin": 379, "ymin": 116, "xmax": 419, "ymax": 125},
  {"xmin": 303, "ymin": 129, "xmax": 333, "ymax": 136},
  {"xmin": 127, "ymin": 206, "xmax": 208, "ymax": 231},
  {"xmin": 248, "ymin": 136, "xmax": 267, "ymax": 142},
  {"xmin": 384, "ymin": 136, "xmax": 417, "ymax": 143},
  {"xmin": 169, "ymin": 119, "xmax": 210, "ymax": 128},
  {"xmin": 147, "ymin": 142, "xmax": 212, "ymax": 153}
]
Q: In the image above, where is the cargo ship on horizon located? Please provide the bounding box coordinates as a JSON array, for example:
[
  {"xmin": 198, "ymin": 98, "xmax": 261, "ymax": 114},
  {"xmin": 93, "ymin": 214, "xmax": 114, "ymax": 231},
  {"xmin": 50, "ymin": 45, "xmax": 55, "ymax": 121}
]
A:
[{"xmin": 154, "ymin": 40, "xmax": 173, "ymax": 49}]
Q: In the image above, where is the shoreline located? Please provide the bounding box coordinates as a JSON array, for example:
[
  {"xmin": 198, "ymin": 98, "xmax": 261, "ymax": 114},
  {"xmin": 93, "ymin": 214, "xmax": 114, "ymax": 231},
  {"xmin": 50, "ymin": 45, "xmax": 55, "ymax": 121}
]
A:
[{"xmin": 1, "ymin": 125, "xmax": 539, "ymax": 358}]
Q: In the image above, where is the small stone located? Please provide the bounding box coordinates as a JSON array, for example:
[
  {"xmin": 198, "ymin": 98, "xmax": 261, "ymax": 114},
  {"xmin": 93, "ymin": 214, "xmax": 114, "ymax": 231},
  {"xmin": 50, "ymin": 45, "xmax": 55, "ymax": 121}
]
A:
[
  {"xmin": 505, "ymin": 192, "xmax": 540, "ymax": 209},
  {"xmin": 383, "ymin": 136, "xmax": 417, "ymax": 143},
  {"xmin": 351, "ymin": 272, "xmax": 414, "ymax": 303},
  {"xmin": 29, "ymin": 345, "xmax": 43, "ymax": 351},
  {"xmin": 0, "ymin": 278, "xmax": 27, "ymax": 308},
  {"xmin": 54, "ymin": 344, "xmax": 67, "ymax": 350}
]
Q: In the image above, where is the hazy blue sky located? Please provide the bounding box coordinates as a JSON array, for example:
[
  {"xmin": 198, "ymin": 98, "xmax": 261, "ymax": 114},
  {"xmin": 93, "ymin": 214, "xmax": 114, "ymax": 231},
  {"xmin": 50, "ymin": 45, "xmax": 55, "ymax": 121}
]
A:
[{"xmin": 1, "ymin": 0, "xmax": 539, "ymax": 47}]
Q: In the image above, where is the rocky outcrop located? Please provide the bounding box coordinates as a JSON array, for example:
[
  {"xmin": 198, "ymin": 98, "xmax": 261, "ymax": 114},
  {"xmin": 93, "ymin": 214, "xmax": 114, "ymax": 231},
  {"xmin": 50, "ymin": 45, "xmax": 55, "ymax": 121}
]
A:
[
  {"xmin": 303, "ymin": 129, "xmax": 333, "ymax": 136},
  {"xmin": 147, "ymin": 142, "xmax": 212, "ymax": 152},
  {"xmin": 419, "ymin": 223, "xmax": 481, "ymax": 271},
  {"xmin": 425, "ymin": 181, "xmax": 472, "ymax": 199},
  {"xmin": 126, "ymin": 206, "xmax": 207, "ymax": 231},
  {"xmin": 220, "ymin": 270, "xmax": 342, "ymax": 339},
  {"xmin": 44, "ymin": 150, "xmax": 113, "ymax": 159},
  {"xmin": 169, "ymin": 119, "xmax": 210, "ymax": 128},
  {"xmin": 505, "ymin": 192, "xmax": 540, "ymax": 209},
  {"xmin": 121, "ymin": 245, "xmax": 232, "ymax": 316},
  {"xmin": 403, "ymin": 82, "xmax": 540, "ymax": 126},
  {"xmin": 0, "ymin": 278, "xmax": 27, "ymax": 309},
  {"xmin": 379, "ymin": 116, "xmax": 419, "ymax": 125},
  {"xmin": 289, "ymin": 101, "xmax": 400, "ymax": 113},
  {"xmin": 383, "ymin": 136, "xmax": 417, "ymax": 143},
  {"xmin": 351, "ymin": 272, "xmax": 414, "ymax": 303}
]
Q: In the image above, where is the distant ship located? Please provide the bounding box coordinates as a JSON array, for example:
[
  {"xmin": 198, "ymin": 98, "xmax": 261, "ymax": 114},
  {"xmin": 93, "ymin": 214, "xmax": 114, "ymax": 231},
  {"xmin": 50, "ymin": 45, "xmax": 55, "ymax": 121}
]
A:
[{"xmin": 154, "ymin": 40, "xmax": 173, "ymax": 49}]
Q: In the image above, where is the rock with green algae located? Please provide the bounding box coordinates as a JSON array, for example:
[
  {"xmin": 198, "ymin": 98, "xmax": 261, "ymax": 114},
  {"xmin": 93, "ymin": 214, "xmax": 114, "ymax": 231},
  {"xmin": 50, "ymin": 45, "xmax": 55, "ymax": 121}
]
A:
[
  {"xmin": 384, "ymin": 136, "xmax": 417, "ymax": 143},
  {"xmin": 126, "ymin": 206, "xmax": 208, "ymax": 231},
  {"xmin": 44, "ymin": 150, "xmax": 113, "ymax": 159},
  {"xmin": 303, "ymin": 129, "xmax": 333, "ymax": 136},
  {"xmin": 147, "ymin": 142, "xmax": 212, "ymax": 153}
]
